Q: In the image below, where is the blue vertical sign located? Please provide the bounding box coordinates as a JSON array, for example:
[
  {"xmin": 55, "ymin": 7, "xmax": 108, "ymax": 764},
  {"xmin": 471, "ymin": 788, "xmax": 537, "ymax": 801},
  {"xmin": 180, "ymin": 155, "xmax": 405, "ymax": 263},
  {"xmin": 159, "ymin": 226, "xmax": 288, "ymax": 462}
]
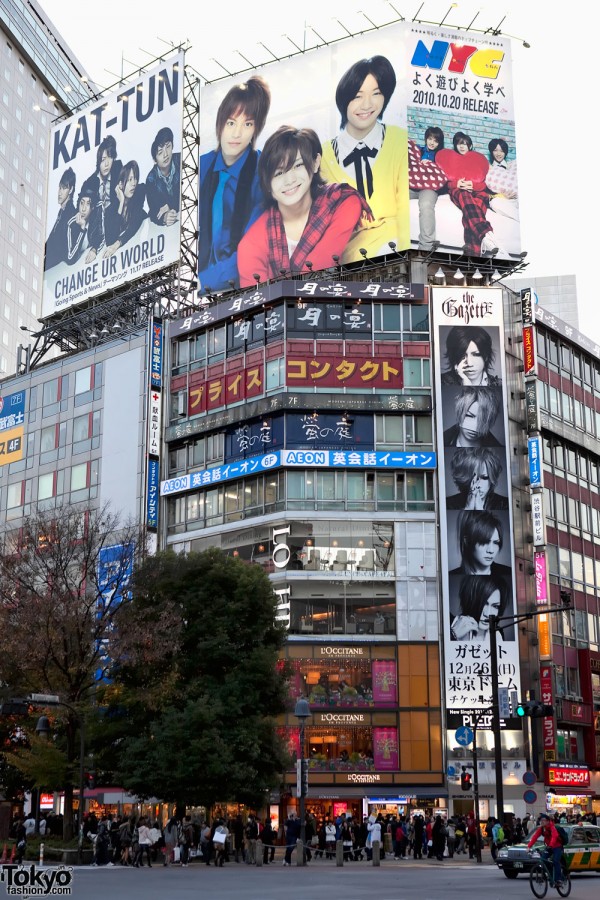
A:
[
  {"xmin": 146, "ymin": 457, "xmax": 160, "ymax": 531},
  {"xmin": 528, "ymin": 435, "xmax": 542, "ymax": 486},
  {"xmin": 150, "ymin": 318, "xmax": 163, "ymax": 390}
]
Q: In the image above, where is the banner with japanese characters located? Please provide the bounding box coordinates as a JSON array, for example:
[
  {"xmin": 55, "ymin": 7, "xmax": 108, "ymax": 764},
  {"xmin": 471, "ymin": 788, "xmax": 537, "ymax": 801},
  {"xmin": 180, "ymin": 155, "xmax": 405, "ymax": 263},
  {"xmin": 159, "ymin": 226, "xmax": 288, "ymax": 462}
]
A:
[
  {"xmin": 432, "ymin": 286, "xmax": 521, "ymax": 727},
  {"xmin": 198, "ymin": 22, "xmax": 520, "ymax": 294},
  {"xmin": 42, "ymin": 53, "xmax": 184, "ymax": 318},
  {"xmin": 0, "ymin": 389, "xmax": 26, "ymax": 468}
]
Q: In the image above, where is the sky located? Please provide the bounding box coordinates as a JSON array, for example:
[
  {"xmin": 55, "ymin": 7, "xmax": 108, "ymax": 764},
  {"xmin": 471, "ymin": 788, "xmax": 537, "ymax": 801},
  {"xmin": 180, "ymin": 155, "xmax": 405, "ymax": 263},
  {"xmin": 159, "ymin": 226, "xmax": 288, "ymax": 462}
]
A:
[{"xmin": 41, "ymin": 0, "xmax": 600, "ymax": 341}]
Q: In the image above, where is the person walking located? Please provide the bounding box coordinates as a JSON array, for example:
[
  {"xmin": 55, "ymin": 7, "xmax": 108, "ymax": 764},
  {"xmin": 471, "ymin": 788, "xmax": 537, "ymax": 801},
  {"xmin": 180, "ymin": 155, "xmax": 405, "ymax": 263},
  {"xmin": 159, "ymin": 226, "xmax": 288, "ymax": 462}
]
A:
[
  {"xmin": 325, "ymin": 818, "xmax": 336, "ymax": 860},
  {"xmin": 283, "ymin": 812, "xmax": 301, "ymax": 866},
  {"xmin": 261, "ymin": 816, "xmax": 275, "ymax": 865},
  {"xmin": 15, "ymin": 819, "xmax": 27, "ymax": 865},
  {"xmin": 412, "ymin": 814, "xmax": 424, "ymax": 860},
  {"xmin": 245, "ymin": 813, "xmax": 258, "ymax": 865},
  {"xmin": 231, "ymin": 814, "xmax": 245, "ymax": 863},
  {"xmin": 135, "ymin": 816, "xmax": 153, "ymax": 867},
  {"xmin": 431, "ymin": 814, "xmax": 446, "ymax": 861},
  {"xmin": 163, "ymin": 816, "xmax": 179, "ymax": 866},
  {"xmin": 213, "ymin": 819, "xmax": 229, "ymax": 867},
  {"xmin": 180, "ymin": 815, "xmax": 194, "ymax": 867}
]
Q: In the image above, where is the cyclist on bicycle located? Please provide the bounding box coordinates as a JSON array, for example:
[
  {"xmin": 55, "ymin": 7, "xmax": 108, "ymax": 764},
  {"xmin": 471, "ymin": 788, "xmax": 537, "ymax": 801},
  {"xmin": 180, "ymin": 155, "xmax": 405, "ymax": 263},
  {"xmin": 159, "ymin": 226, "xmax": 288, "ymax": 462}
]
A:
[{"xmin": 527, "ymin": 814, "xmax": 564, "ymax": 886}]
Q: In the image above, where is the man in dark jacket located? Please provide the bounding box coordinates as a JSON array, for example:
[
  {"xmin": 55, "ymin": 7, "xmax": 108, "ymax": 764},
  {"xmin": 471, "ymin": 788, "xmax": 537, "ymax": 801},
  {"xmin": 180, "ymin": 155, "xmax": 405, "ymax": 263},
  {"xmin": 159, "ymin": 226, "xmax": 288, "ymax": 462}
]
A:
[
  {"xmin": 283, "ymin": 813, "xmax": 301, "ymax": 866},
  {"xmin": 145, "ymin": 126, "xmax": 180, "ymax": 226},
  {"xmin": 45, "ymin": 168, "xmax": 76, "ymax": 269}
]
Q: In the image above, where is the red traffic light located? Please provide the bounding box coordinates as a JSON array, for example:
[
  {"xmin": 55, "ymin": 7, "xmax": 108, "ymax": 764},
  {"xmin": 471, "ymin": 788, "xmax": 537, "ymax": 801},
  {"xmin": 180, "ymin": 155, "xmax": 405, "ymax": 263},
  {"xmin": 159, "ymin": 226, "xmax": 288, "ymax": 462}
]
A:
[{"xmin": 460, "ymin": 768, "xmax": 472, "ymax": 791}]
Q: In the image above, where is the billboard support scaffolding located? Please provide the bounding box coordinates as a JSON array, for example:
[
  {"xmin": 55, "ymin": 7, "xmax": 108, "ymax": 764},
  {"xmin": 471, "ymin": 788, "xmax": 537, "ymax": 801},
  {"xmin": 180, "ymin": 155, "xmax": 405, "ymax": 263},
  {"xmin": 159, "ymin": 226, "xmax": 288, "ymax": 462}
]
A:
[
  {"xmin": 18, "ymin": 266, "xmax": 178, "ymax": 373},
  {"xmin": 178, "ymin": 66, "xmax": 200, "ymax": 302}
]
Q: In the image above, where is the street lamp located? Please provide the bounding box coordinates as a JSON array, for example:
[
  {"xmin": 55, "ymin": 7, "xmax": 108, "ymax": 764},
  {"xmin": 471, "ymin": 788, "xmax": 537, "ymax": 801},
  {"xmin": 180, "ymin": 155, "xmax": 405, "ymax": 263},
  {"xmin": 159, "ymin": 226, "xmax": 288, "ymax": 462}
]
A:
[
  {"xmin": 488, "ymin": 597, "xmax": 570, "ymax": 826},
  {"xmin": 294, "ymin": 698, "xmax": 311, "ymax": 866}
]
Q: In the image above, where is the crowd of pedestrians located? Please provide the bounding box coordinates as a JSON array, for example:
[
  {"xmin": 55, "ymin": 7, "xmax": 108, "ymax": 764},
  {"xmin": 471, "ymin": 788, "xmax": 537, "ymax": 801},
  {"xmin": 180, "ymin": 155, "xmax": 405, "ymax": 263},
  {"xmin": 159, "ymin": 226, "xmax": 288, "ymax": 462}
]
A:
[{"xmin": 12, "ymin": 806, "xmax": 597, "ymax": 868}]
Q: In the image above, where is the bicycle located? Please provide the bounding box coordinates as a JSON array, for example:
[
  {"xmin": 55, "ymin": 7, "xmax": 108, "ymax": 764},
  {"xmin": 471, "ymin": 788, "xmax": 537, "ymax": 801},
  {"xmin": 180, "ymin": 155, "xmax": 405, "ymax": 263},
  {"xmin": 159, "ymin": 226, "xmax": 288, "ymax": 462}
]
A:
[{"xmin": 528, "ymin": 848, "xmax": 571, "ymax": 898}]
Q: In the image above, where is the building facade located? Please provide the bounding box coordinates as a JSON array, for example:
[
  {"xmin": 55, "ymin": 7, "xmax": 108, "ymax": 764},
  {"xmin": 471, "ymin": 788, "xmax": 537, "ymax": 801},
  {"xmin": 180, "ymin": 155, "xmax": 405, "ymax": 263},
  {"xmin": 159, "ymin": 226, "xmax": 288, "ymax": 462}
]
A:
[{"xmin": 0, "ymin": 0, "xmax": 94, "ymax": 376}]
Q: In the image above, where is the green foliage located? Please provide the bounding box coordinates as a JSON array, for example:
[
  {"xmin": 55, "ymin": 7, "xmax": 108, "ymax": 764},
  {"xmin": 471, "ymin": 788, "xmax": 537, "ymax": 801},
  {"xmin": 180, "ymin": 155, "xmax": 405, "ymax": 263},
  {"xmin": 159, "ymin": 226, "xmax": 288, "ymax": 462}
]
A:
[{"xmin": 103, "ymin": 548, "xmax": 289, "ymax": 808}]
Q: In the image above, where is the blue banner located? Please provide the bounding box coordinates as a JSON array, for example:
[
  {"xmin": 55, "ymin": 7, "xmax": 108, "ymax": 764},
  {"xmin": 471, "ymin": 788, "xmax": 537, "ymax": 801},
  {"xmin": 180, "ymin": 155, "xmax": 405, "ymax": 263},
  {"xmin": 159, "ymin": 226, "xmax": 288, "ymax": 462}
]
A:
[
  {"xmin": 528, "ymin": 435, "xmax": 542, "ymax": 486},
  {"xmin": 146, "ymin": 457, "xmax": 160, "ymax": 529},
  {"xmin": 161, "ymin": 448, "xmax": 436, "ymax": 496},
  {"xmin": 0, "ymin": 390, "xmax": 26, "ymax": 432}
]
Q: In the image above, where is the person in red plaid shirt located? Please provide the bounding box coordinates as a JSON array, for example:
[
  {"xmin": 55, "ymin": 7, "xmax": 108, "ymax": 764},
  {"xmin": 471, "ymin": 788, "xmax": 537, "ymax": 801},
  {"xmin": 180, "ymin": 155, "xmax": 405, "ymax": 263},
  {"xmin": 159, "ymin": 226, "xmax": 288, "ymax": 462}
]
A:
[
  {"xmin": 436, "ymin": 131, "xmax": 508, "ymax": 258},
  {"xmin": 238, "ymin": 125, "xmax": 371, "ymax": 286}
]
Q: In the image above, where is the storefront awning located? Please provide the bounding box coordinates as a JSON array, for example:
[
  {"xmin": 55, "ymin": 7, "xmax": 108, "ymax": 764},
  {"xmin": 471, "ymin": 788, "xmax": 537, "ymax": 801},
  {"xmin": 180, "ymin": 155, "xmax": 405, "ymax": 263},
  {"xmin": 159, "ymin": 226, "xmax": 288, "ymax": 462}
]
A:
[{"xmin": 310, "ymin": 787, "xmax": 447, "ymax": 799}]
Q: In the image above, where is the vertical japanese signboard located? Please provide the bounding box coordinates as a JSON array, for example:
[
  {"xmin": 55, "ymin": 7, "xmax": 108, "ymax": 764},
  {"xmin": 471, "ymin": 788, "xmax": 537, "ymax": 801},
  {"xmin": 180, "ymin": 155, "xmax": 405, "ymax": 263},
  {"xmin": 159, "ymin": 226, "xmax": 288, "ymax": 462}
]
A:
[{"xmin": 432, "ymin": 286, "xmax": 521, "ymax": 726}]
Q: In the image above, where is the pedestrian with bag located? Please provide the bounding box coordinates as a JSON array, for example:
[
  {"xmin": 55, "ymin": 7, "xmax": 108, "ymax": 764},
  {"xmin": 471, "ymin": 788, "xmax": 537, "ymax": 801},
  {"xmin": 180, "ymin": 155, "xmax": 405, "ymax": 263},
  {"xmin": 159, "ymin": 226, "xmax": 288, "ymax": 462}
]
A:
[
  {"xmin": 180, "ymin": 815, "xmax": 194, "ymax": 867},
  {"xmin": 162, "ymin": 816, "xmax": 179, "ymax": 867},
  {"xmin": 213, "ymin": 819, "xmax": 229, "ymax": 867}
]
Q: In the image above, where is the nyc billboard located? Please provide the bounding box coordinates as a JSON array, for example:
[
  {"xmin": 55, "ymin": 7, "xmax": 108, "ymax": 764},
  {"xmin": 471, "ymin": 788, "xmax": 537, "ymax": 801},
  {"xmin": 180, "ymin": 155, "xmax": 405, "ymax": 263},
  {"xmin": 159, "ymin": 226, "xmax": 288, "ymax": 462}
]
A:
[
  {"xmin": 42, "ymin": 53, "xmax": 184, "ymax": 318},
  {"xmin": 198, "ymin": 22, "xmax": 519, "ymax": 293}
]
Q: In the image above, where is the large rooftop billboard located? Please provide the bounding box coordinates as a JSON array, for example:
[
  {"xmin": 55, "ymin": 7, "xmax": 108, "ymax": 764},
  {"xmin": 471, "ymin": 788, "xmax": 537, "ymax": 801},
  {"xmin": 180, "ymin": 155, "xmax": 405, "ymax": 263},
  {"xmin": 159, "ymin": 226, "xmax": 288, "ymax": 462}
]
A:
[
  {"xmin": 42, "ymin": 52, "xmax": 184, "ymax": 318},
  {"xmin": 198, "ymin": 23, "xmax": 519, "ymax": 293}
]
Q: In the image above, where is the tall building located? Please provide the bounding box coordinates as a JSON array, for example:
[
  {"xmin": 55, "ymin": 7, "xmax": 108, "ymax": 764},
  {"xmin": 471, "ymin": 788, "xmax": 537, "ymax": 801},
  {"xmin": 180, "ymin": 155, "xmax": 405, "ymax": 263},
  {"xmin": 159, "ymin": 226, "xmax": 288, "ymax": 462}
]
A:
[
  {"xmin": 506, "ymin": 274, "xmax": 579, "ymax": 330},
  {"xmin": 1, "ymin": 11, "xmax": 597, "ymax": 827},
  {"xmin": 0, "ymin": 0, "xmax": 94, "ymax": 376}
]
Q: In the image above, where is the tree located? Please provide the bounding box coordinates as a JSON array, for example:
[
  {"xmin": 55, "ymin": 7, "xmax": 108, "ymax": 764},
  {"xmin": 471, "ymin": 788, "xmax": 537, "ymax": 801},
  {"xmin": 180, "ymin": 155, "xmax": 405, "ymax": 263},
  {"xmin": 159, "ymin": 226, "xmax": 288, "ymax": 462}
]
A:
[
  {"xmin": 105, "ymin": 547, "xmax": 290, "ymax": 809},
  {"xmin": 0, "ymin": 504, "xmax": 142, "ymax": 838}
]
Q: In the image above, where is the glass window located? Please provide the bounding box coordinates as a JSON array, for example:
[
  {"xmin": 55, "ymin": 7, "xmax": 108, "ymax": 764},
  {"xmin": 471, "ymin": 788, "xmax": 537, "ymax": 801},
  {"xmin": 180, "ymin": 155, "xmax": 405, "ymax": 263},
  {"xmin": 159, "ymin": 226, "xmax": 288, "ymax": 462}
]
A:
[
  {"xmin": 380, "ymin": 304, "xmax": 401, "ymax": 332},
  {"xmin": 70, "ymin": 463, "xmax": 88, "ymax": 491},
  {"xmin": 38, "ymin": 473, "xmax": 54, "ymax": 500},
  {"xmin": 75, "ymin": 366, "xmax": 92, "ymax": 395},
  {"xmin": 403, "ymin": 358, "xmax": 430, "ymax": 387},
  {"xmin": 7, "ymin": 482, "xmax": 22, "ymax": 508},
  {"xmin": 266, "ymin": 357, "xmax": 284, "ymax": 391},
  {"xmin": 42, "ymin": 378, "xmax": 59, "ymax": 406},
  {"xmin": 73, "ymin": 414, "xmax": 90, "ymax": 442},
  {"xmin": 40, "ymin": 425, "xmax": 56, "ymax": 452}
]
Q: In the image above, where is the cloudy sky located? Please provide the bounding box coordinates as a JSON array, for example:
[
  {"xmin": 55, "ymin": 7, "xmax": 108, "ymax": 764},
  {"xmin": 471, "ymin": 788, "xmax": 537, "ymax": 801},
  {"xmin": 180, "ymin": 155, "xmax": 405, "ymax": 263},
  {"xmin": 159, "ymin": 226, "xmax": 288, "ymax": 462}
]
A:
[{"xmin": 42, "ymin": 0, "xmax": 600, "ymax": 341}]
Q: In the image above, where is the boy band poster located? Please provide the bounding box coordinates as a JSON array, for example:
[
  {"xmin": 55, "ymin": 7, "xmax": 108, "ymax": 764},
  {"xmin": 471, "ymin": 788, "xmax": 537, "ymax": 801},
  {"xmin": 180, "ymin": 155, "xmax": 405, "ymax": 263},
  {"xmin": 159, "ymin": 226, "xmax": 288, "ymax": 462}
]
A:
[{"xmin": 198, "ymin": 21, "xmax": 519, "ymax": 294}]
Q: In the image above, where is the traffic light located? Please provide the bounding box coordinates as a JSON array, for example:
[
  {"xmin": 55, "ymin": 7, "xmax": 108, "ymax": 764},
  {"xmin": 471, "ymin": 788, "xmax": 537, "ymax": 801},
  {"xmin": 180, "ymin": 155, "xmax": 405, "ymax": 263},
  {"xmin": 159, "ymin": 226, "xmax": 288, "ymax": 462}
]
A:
[
  {"xmin": 300, "ymin": 759, "xmax": 309, "ymax": 797},
  {"xmin": 296, "ymin": 759, "xmax": 309, "ymax": 797},
  {"xmin": 85, "ymin": 771, "xmax": 96, "ymax": 790},
  {"xmin": 460, "ymin": 767, "xmax": 472, "ymax": 791},
  {"xmin": 516, "ymin": 701, "xmax": 554, "ymax": 718}
]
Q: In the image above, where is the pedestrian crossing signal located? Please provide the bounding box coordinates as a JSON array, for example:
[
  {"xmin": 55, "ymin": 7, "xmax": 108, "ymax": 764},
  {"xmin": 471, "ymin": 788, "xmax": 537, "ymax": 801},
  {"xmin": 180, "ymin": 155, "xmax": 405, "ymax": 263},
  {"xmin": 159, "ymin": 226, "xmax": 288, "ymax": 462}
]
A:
[
  {"xmin": 460, "ymin": 767, "xmax": 472, "ymax": 791},
  {"xmin": 516, "ymin": 701, "xmax": 553, "ymax": 717}
]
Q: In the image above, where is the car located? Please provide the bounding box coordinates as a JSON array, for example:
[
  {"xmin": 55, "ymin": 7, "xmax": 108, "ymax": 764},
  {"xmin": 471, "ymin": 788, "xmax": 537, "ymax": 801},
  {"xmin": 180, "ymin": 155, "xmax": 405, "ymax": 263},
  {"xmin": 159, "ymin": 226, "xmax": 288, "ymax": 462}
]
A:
[{"xmin": 496, "ymin": 824, "xmax": 600, "ymax": 879}]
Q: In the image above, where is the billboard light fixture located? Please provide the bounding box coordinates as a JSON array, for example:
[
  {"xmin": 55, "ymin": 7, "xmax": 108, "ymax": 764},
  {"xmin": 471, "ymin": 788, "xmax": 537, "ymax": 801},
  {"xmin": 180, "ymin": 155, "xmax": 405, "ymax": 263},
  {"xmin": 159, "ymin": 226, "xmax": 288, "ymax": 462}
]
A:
[
  {"xmin": 472, "ymin": 268, "xmax": 483, "ymax": 280},
  {"xmin": 453, "ymin": 268, "xmax": 464, "ymax": 280}
]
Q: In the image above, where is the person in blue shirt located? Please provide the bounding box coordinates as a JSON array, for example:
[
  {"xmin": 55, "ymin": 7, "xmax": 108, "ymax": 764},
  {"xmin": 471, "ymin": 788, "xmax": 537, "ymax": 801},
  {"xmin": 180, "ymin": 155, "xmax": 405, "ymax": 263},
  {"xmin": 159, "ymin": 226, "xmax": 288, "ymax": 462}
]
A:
[{"xmin": 198, "ymin": 75, "xmax": 271, "ymax": 293}]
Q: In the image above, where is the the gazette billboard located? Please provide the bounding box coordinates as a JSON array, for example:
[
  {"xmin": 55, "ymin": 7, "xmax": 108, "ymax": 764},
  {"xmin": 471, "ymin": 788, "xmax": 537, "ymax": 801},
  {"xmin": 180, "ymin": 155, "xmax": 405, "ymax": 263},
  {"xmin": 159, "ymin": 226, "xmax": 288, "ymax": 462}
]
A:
[
  {"xmin": 198, "ymin": 22, "xmax": 519, "ymax": 293},
  {"xmin": 432, "ymin": 286, "xmax": 522, "ymax": 727},
  {"xmin": 42, "ymin": 53, "xmax": 184, "ymax": 318}
]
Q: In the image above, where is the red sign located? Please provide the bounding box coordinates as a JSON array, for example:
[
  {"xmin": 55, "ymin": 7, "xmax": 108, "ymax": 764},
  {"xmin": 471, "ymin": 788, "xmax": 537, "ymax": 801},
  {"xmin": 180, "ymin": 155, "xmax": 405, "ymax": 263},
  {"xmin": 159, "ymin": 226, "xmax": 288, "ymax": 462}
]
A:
[
  {"xmin": 540, "ymin": 665, "xmax": 556, "ymax": 760},
  {"xmin": 523, "ymin": 325, "xmax": 536, "ymax": 375},
  {"xmin": 546, "ymin": 765, "xmax": 590, "ymax": 788}
]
